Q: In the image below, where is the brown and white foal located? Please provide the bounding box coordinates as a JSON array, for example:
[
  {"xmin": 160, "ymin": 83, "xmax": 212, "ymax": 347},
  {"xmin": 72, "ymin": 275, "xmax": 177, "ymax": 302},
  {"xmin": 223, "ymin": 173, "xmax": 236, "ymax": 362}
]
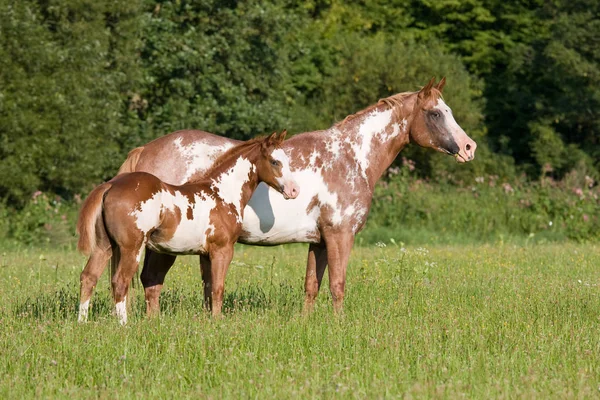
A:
[{"xmin": 76, "ymin": 131, "xmax": 298, "ymax": 324}]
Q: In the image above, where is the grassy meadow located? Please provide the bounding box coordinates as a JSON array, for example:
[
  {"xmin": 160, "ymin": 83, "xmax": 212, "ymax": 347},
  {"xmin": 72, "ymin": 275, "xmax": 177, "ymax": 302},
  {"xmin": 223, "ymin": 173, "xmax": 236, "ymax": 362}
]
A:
[{"xmin": 1, "ymin": 241, "xmax": 599, "ymax": 398}]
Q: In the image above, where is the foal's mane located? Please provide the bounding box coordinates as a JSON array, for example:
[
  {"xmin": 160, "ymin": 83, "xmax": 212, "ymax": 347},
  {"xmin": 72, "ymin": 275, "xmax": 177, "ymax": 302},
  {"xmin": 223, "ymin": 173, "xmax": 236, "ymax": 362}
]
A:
[
  {"xmin": 335, "ymin": 88, "xmax": 442, "ymax": 128},
  {"xmin": 190, "ymin": 136, "xmax": 274, "ymax": 183}
]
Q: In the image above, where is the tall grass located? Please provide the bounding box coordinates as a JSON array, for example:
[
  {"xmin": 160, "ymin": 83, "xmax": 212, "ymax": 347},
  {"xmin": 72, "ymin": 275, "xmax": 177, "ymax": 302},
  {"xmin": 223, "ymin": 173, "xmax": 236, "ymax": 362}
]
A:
[{"xmin": 0, "ymin": 243, "xmax": 599, "ymax": 398}]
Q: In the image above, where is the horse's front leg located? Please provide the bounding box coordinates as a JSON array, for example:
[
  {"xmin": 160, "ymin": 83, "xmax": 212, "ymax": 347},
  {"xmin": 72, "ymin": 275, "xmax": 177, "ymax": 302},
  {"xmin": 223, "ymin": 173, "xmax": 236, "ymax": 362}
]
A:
[
  {"xmin": 323, "ymin": 230, "xmax": 355, "ymax": 313},
  {"xmin": 140, "ymin": 249, "xmax": 177, "ymax": 317},
  {"xmin": 208, "ymin": 245, "xmax": 234, "ymax": 317},
  {"xmin": 303, "ymin": 242, "xmax": 328, "ymax": 313}
]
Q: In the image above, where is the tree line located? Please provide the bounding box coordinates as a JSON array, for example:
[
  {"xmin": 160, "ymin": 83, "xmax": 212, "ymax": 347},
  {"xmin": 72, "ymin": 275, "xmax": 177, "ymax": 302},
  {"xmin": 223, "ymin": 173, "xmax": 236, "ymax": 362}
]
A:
[{"xmin": 1, "ymin": 0, "xmax": 598, "ymax": 206}]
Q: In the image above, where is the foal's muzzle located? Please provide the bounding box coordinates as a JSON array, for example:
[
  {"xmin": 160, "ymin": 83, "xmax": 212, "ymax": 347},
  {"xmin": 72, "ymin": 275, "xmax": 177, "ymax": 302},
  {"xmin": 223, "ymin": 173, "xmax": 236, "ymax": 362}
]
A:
[{"xmin": 282, "ymin": 181, "xmax": 299, "ymax": 199}]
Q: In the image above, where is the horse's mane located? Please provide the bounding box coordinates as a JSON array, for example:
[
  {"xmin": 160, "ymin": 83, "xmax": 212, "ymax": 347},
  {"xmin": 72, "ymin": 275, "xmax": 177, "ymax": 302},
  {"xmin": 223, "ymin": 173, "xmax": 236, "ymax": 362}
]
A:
[{"xmin": 335, "ymin": 88, "xmax": 442, "ymax": 127}]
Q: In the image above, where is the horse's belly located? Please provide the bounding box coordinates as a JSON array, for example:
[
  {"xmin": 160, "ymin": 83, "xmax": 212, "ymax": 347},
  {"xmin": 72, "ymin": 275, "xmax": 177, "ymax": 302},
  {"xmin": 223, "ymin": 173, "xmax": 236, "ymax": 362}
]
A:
[
  {"xmin": 149, "ymin": 207, "xmax": 213, "ymax": 255},
  {"xmin": 240, "ymin": 183, "xmax": 320, "ymax": 245},
  {"xmin": 153, "ymin": 230, "xmax": 208, "ymax": 255}
]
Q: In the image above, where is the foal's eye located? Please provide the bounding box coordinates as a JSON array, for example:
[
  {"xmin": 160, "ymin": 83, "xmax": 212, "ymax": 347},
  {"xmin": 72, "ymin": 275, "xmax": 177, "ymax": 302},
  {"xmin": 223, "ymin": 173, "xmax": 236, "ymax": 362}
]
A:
[{"xmin": 431, "ymin": 111, "xmax": 441, "ymax": 119}]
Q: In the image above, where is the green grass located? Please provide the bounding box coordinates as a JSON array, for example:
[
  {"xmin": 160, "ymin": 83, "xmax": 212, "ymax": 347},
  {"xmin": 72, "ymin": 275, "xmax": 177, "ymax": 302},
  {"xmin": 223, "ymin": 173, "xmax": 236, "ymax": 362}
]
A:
[{"xmin": 1, "ymin": 242, "xmax": 599, "ymax": 398}]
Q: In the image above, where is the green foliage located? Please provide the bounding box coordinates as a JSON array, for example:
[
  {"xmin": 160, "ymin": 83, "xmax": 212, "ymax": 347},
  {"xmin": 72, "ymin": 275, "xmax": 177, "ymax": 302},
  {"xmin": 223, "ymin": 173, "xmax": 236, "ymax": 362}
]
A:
[
  {"xmin": 1, "ymin": 0, "xmax": 599, "ymax": 239},
  {"xmin": 137, "ymin": 0, "xmax": 304, "ymax": 140},
  {"xmin": 368, "ymin": 163, "xmax": 600, "ymax": 243},
  {"xmin": 3, "ymin": 191, "xmax": 77, "ymax": 245},
  {"xmin": 0, "ymin": 1, "xmax": 144, "ymax": 205}
]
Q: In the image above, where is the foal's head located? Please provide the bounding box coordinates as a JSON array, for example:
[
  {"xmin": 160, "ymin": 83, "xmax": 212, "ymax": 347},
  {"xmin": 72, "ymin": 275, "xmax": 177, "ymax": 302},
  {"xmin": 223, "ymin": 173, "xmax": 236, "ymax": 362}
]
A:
[
  {"xmin": 409, "ymin": 77, "xmax": 477, "ymax": 163},
  {"xmin": 256, "ymin": 131, "xmax": 299, "ymax": 199}
]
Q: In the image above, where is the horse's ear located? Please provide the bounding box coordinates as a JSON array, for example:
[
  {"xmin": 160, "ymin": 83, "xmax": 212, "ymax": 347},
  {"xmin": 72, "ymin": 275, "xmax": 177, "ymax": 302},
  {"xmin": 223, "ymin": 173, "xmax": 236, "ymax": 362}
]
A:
[
  {"xmin": 277, "ymin": 129, "xmax": 287, "ymax": 143},
  {"xmin": 418, "ymin": 77, "xmax": 436, "ymax": 102},
  {"xmin": 435, "ymin": 77, "xmax": 446, "ymax": 93},
  {"xmin": 262, "ymin": 131, "xmax": 278, "ymax": 150}
]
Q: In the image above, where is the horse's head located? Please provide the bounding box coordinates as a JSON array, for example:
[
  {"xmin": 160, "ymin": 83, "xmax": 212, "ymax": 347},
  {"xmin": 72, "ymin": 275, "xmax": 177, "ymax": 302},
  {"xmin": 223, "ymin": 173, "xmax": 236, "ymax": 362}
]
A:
[
  {"xmin": 409, "ymin": 77, "xmax": 476, "ymax": 163},
  {"xmin": 258, "ymin": 130, "xmax": 299, "ymax": 199}
]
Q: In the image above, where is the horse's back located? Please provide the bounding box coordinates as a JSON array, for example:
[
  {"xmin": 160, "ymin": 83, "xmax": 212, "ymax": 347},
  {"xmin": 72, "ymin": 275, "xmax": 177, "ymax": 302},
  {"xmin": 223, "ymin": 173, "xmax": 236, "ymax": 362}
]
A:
[
  {"xmin": 104, "ymin": 172, "xmax": 165, "ymax": 223},
  {"xmin": 132, "ymin": 130, "xmax": 241, "ymax": 185}
]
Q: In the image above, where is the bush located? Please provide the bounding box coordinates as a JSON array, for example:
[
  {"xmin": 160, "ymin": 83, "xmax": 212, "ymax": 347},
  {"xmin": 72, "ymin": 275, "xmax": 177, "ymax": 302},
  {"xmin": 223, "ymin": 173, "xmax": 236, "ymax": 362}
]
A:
[
  {"xmin": 3, "ymin": 191, "xmax": 78, "ymax": 246},
  {"xmin": 366, "ymin": 161, "xmax": 600, "ymax": 244}
]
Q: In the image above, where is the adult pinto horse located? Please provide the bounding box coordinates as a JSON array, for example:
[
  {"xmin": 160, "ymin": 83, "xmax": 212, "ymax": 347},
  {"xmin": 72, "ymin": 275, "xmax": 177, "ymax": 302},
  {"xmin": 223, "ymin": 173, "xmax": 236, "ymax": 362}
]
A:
[
  {"xmin": 77, "ymin": 131, "xmax": 298, "ymax": 324},
  {"xmin": 119, "ymin": 77, "xmax": 476, "ymax": 314}
]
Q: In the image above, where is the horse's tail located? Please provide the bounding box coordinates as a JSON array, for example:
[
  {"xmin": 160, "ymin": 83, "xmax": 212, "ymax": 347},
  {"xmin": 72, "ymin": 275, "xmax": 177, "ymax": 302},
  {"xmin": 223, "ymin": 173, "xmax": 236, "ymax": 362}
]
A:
[
  {"xmin": 76, "ymin": 182, "xmax": 112, "ymax": 255},
  {"xmin": 117, "ymin": 147, "xmax": 144, "ymax": 175}
]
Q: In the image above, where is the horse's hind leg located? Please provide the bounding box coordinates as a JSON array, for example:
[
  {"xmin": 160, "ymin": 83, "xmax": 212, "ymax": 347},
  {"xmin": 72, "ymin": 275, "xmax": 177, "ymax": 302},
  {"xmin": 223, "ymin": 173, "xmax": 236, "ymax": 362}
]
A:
[
  {"xmin": 140, "ymin": 249, "xmax": 176, "ymax": 317},
  {"xmin": 200, "ymin": 255, "xmax": 212, "ymax": 311},
  {"xmin": 111, "ymin": 246, "xmax": 143, "ymax": 325},
  {"xmin": 79, "ymin": 245, "xmax": 112, "ymax": 322},
  {"xmin": 303, "ymin": 243, "xmax": 328, "ymax": 314}
]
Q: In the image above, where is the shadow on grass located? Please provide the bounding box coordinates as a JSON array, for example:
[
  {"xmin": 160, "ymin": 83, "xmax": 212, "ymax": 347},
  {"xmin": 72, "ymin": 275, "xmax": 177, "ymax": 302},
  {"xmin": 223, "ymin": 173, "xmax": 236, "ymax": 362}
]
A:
[{"xmin": 12, "ymin": 282, "xmax": 302, "ymax": 321}]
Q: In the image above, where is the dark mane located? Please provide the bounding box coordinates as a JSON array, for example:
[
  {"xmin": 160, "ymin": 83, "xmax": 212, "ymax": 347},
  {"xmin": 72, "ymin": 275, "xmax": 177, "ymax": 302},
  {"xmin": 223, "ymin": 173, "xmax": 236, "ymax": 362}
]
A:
[{"xmin": 334, "ymin": 88, "xmax": 442, "ymax": 127}]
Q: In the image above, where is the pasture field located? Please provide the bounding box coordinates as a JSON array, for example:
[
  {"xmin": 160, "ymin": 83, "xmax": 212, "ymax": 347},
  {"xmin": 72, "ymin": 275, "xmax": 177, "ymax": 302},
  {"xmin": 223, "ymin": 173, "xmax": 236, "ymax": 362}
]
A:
[{"xmin": 1, "ymin": 242, "xmax": 599, "ymax": 398}]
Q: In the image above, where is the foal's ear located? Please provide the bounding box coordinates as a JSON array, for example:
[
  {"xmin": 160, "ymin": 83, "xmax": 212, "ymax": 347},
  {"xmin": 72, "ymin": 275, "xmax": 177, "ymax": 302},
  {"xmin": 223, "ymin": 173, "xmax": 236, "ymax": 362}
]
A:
[
  {"xmin": 435, "ymin": 77, "xmax": 446, "ymax": 93},
  {"xmin": 417, "ymin": 77, "xmax": 436, "ymax": 102},
  {"xmin": 262, "ymin": 131, "xmax": 278, "ymax": 151}
]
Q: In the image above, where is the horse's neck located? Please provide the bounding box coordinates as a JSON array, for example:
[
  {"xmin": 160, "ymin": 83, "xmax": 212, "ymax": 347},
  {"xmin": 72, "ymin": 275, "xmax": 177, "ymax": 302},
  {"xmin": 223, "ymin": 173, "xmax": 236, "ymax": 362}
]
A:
[
  {"xmin": 339, "ymin": 93, "xmax": 416, "ymax": 189},
  {"xmin": 206, "ymin": 145, "xmax": 260, "ymax": 216}
]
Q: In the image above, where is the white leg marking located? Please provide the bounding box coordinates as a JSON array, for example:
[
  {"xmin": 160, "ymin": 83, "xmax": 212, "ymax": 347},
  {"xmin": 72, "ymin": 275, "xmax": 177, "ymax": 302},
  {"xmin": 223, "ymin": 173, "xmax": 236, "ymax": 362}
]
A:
[
  {"xmin": 78, "ymin": 299, "xmax": 90, "ymax": 323},
  {"xmin": 116, "ymin": 297, "xmax": 127, "ymax": 325}
]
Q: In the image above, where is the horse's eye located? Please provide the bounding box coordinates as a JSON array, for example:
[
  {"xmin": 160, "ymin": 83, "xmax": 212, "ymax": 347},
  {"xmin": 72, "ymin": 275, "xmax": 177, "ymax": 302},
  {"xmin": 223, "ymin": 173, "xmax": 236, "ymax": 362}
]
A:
[
  {"xmin": 432, "ymin": 112, "xmax": 440, "ymax": 118},
  {"xmin": 271, "ymin": 160, "xmax": 280, "ymax": 167}
]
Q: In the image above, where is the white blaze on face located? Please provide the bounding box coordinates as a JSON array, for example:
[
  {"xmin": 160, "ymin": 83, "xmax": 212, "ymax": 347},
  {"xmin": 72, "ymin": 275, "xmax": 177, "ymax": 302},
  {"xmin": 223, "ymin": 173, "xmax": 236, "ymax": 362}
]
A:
[
  {"xmin": 116, "ymin": 297, "xmax": 127, "ymax": 325},
  {"xmin": 435, "ymin": 98, "xmax": 462, "ymax": 141},
  {"xmin": 270, "ymin": 148, "xmax": 294, "ymax": 190},
  {"xmin": 210, "ymin": 157, "xmax": 253, "ymax": 222},
  {"xmin": 78, "ymin": 299, "xmax": 90, "ymax": 323},
  {"xmin": 174, "ymin": 137, "xmax": 234, "ymax": 183}
]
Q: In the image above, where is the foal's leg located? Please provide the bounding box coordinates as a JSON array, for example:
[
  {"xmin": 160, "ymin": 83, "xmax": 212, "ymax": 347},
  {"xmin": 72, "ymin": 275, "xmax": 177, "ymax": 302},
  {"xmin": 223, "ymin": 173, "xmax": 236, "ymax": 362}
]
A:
[
  {"xmin": 111, "ymin": 246, "xmax": 142, "ymax": 325},
  {"xmin": 303, "ymin": 243, "xmax": 328, "ymax": 313},
  {"xmin": 323, "ymin": 230, "xmax": 355, "ymax": 313},
  {"xmin": 208, "ymin": 246, "xmax": 234, "ymax": 317},
  {"xmin": 140, "ymin": 250, "xmax": 177, "ymax": 317},
  {"xmin": 78, "ymin": 245, "xmax": 112, "ymax": 322},
  {"xmin": 200, "ymin": 255, "xmax": 212, "ymax": 311}
]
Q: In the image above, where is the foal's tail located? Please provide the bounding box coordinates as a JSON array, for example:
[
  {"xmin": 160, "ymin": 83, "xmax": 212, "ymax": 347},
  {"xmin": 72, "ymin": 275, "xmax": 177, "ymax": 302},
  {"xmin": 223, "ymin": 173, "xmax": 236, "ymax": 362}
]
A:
[
  {"xmin": 117, "ymin": 147, "xmax": 144, "ymax": 175},
  {"xmin": 76, "ymin": 182, "xmax": 112, "ymax": 255}
]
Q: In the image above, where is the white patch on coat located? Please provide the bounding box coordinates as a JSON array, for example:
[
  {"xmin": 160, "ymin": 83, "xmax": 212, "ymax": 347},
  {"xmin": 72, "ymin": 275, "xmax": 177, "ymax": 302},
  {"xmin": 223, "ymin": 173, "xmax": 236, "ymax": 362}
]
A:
[
  {"xmin": 116, "ymin": 297, "xmax": 127, "ymax": 325},
  {"xmin": 322, "ymin": 129, "xmax": 344, "ymax": 170},
  {"xmin": 309, "ymin": 150, "xmax": 319, "ymax": 167},
  {"xmin": 78, "ymin": 299, "xmax": 90, "ymax": 323},
  {"xmin": 210, "ymin": 157, "xmax": 253, "ymax": 222},
  {"xmin": 241, "ymin": 166, "xmax": 366, "ymax": 244},
  {"xmin": 352, "ymin": 109, "xmax": 394, "ymax": 176},
  {"xmin": 174, "ymin": 137, "xmax": 234, "ymax": 183},
  {"xmin": 135, "ymin": 240, "xmax": 146, "ymax": 263},
  {"xmin": 400, "ymin": 118, "xmax": 408, "ymax": 133},
  {"xmin": 130, "ymin": 190, "xmax": 217, "ymax": 254}
]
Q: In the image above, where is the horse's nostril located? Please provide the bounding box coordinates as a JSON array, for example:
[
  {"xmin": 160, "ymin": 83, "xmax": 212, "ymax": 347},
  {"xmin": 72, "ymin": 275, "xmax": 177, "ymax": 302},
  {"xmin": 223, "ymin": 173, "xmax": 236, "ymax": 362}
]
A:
[{"xmin": 466, "ymin": 144, "xmax": 471, "ymax": 151}]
